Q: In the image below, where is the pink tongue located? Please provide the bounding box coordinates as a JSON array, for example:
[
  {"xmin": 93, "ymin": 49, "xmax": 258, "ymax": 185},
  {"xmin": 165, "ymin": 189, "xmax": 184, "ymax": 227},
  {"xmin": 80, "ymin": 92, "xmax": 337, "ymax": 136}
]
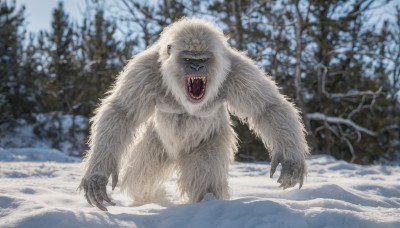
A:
[{"xmin": 191, "ymin": 79, "xmax": 203, "ymax": 96}]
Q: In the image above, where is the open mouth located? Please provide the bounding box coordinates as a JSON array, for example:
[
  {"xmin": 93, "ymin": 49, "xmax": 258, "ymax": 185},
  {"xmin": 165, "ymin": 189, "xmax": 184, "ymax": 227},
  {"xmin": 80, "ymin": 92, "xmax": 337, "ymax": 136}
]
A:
[{"xmin": 185, "ymin": 75, "xmax": 207, "ymax": 102}]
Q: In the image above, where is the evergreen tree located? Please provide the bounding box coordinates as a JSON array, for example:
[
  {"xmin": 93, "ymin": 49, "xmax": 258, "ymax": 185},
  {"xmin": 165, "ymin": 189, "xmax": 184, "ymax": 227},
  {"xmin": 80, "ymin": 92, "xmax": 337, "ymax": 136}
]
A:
[
  {"xmin": 41, "ymin": 2, "xmax": 79, "ymax": 114},
  {"xmin": 1, "ymin": 0, "xmax": 397, "ymax": 162},
  {"xmin": 20, "ymin": 33, "xmax": 43, "ymax": 113},
  {"xmin": 0, "ymin": 0, "xmax": 27, "ymax": 121},
  {"xmin": 77, "ymin": 6, "xmax": 123, "ymax": 115}
]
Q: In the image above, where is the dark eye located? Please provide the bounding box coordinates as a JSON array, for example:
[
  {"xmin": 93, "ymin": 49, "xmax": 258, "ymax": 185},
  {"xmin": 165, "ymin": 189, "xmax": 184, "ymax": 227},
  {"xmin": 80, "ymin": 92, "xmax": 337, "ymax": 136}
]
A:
[{"xmin": 199, "ymin": 59, "xmax": 204, "ymax": 62}]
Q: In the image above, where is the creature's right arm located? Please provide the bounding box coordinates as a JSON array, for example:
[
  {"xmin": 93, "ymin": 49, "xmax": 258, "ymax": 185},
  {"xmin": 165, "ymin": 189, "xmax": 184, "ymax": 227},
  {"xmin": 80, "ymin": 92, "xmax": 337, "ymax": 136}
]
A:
[{"xmin": 79, "ymin": 48, "xmax": 161, "ymax": 211}]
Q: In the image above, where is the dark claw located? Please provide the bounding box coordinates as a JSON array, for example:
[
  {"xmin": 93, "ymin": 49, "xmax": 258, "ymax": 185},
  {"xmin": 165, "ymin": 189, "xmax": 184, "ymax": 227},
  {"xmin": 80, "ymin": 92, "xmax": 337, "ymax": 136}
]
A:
[
  {"xmin": 87, "ymin": 186, "xmax": 100, "ymax": 209},
  {"xmin": 93, "ymin": 199, "xmax": 108, "ymax": 211},
  {"xmin": 112, "ymin": 173, "xmax": 118, "ymax": 190},
  {"xmin": 100, "ymin": 185, "xmax": 116, "ymax": 206},
  {"xmin": 299, "ymin": 175, "xmax": 304, "ymax": 189},
  {"xmin": 270, "ymin": 162, "xmax": 278, "ymax": 178},
  {"xmin": 83, "ymin": 180, "xmax": 88, "ymax": 193},
  {"xmin": 82, "ymin": 173, "xmax": 117, "ymax": 211},
  {"xmin": 277, "ymin": 174, "xmax": 283, "ymax": 183},
  {"xmin": 274, "ymin": 158, "xmax": 306, "ymax": 190},
  {"xmin": 90, "ymin": 181, "xmax": 106, "ymax": 210},
  {"xmin": 82, "ymin": 179, "xmax": 94, "ymax": 207},
  {"xmin": 270, "ymin": 155, "xmax": 282, "ymax": 178},
  {"xmin": 86, "ymin": 175, "xmax": 112, "ymax": 211},
  {"xmin": 85, "ymin": 193, "xmax": 94, "ymax": 207}
]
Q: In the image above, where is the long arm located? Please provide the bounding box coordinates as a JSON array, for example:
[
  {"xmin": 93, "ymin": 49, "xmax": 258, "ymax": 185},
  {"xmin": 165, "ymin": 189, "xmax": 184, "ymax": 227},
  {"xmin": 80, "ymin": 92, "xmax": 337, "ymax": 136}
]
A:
[
  {"xmin": 79, "ymin": 47, "xmax": 162, "ymax": 210},
  {"xmin": 225, "ymin": 51, "xmax": 309, "ymax": 189}
]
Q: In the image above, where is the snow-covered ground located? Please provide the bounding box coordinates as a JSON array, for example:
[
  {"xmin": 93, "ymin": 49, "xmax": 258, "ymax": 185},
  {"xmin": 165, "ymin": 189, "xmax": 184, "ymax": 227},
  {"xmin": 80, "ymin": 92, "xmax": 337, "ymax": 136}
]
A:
[
  {"xmin": 0, "ymin": 149, "xmax": 399, "ymax": 228},
  {"xmin": 0, "ymin": 113, "xmax": 88, "ymax": 157}
]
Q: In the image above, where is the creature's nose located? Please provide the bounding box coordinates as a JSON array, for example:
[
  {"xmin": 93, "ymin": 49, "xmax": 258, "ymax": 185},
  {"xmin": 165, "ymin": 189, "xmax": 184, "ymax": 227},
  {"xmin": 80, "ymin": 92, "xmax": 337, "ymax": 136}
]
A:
[{"xmin": 190, "ymin": 64, "xmax": 205, "ymax": 71}]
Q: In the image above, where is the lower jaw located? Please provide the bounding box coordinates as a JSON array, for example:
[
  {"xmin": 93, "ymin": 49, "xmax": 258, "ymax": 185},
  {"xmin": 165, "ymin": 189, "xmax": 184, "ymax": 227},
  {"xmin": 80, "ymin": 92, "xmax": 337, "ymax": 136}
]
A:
[
  {"xmin": 186, "ymin": 88, "xmax": 206, "ymax": 102},
  {"xmin": 187, "ymin": 94, "xmax": 205, "ymax": 103}
]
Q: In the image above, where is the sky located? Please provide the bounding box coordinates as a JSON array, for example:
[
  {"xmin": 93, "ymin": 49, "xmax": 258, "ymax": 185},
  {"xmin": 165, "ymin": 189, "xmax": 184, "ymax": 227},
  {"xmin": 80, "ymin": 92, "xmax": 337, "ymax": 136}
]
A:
[
  {"xmin": 16, "ymin": 0, "xmax": 86, "ymax": 34},
  {"xmin": 16, "ymin": 0, "xmax": 400, "ymax": 36}
]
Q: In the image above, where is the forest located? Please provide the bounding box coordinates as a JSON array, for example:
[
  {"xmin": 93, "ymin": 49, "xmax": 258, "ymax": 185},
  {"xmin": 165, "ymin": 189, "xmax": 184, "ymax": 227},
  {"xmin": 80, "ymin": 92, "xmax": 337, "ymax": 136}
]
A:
[{"xmin": 1, "ymin": 0, "xmax": 399, "ymax": 164}]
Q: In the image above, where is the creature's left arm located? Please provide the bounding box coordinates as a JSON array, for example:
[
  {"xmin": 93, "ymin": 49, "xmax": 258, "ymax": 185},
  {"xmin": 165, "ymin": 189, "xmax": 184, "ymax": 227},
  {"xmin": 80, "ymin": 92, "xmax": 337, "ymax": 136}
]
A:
[{"xmin": 225, "ymin": 51, "xmax": 309, "ymax": 189}]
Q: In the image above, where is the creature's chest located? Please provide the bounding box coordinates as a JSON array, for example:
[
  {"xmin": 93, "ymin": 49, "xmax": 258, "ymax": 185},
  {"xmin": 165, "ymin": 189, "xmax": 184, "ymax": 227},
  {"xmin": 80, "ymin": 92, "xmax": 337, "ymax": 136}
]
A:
[
  {"xmin": 156, "ymin": 92, "xmax": 186, "ymax": 115},
  {"xmin": 153, "ymin": 107, "xmax": 227, "ymax": 159}
]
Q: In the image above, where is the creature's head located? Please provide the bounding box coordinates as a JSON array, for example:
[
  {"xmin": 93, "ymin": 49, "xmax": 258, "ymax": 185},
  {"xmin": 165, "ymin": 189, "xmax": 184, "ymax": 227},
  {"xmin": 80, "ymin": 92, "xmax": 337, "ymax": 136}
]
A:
[{"xmin": 158, "ymin": 18, "xmax": 231, "ymax": 113}]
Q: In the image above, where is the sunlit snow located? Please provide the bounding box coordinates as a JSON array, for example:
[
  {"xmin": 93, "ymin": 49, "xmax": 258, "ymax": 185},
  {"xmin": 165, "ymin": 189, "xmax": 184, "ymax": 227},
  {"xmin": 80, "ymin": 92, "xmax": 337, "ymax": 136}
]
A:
[{"xmin": 0, "ymin": 149, "xmax": 399, "ymax": 228}]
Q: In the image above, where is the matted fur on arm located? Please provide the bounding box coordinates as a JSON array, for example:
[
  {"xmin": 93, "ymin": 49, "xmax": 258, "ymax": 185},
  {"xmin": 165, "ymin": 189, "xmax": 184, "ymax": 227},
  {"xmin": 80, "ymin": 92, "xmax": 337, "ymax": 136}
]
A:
[
  {"xmin": 225, "ymin": 51, "xmax": 309, "ymax": 189},
  {"xmin": 79, "ymin": 47, "xmax": 161, "ymax": 210}
]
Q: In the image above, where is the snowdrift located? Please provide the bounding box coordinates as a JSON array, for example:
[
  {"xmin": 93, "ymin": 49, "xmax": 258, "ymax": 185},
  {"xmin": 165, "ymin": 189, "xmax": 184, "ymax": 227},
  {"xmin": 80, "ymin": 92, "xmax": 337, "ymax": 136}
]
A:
[{"xmin": 0, "ymin": 149, "xmax": 399, "ymax": 228}]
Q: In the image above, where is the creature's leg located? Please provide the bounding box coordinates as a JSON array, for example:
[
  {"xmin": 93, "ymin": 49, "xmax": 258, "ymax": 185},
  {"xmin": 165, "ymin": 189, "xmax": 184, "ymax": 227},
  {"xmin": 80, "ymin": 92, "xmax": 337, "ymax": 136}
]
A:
[
  {"xmin": 177, "ymin": 126, "xmax": 237, "ymax": 203},
  {"xmin": 120, "ymin": 123, "xmax": 174, "ymax": 204}
]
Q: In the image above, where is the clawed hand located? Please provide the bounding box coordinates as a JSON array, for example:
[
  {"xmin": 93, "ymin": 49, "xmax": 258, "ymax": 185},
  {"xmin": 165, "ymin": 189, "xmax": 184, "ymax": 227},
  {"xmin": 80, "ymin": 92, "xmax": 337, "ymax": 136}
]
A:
[
  {"xmin": 80, "ymin": 172, "xmax": 118, "ymax": 211},
  {"xmin": 270, "ymin": 154, "xmax": 306, "ymax": 189}
]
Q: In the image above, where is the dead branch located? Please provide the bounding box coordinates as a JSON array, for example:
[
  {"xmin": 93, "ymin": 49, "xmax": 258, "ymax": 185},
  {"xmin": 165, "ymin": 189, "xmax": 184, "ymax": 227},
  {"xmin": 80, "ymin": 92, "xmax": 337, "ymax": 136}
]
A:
[
  {"xmin": 327, "ymin": 49, "xmax": 400, "ymax": 64},
  {"xmin": 306, "ymin": 113, "xmax": 376, "ymax": 136},
  {"xmin": 319, "ymin": 63, "xmax": 383, "ymax": 99},
  {"xmin": 306, "ymin": 112, "xmax": 377, "ymax": 162}
]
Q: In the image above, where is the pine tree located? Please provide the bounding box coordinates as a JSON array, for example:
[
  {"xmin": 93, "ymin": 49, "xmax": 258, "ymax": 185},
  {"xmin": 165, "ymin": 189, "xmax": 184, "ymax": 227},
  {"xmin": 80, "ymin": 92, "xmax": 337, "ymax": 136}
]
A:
[
  {"xmin": 42, "ymin": 2, "xmax": 79, "ymax": 114},
  {"xmin": 20, "ymin": 33, "xmax": 43, "ymax": 113},
  {"xmin": 0, "ymin": 0, "xmax": 27, "ymax": 121},
  {"xmin": 77, "ymin": 7, "xmax": 123, "ymax": 115}
]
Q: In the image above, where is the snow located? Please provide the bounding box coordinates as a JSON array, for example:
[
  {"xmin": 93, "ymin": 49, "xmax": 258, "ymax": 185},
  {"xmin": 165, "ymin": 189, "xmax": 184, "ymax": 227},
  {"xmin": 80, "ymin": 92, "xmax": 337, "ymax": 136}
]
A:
[
  {"xmin": 0, "ymin": 148, "xmax": 79, "ymax": 162},
  {"xmin": 0, "ymin": 113, "xmax": 88, "ymax": 157},
  {"xmin": 0, "ymin": 150, "xmax": 399, "ymax": 228}
]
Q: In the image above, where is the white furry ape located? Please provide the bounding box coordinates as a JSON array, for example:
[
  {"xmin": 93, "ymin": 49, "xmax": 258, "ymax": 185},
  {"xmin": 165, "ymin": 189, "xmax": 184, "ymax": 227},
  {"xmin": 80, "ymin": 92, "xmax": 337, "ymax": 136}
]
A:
[{"xmin": 79, "ymin": 18, "xmax": 309, "ymax": 211}]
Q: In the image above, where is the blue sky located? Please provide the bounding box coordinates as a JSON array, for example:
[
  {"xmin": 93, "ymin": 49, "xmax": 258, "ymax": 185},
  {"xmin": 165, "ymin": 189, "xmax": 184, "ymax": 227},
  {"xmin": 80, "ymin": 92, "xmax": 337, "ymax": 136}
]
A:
[
  {"xmin": 17, "ymin": 0, "xmax": 85, "ymax": 34},
  {"xmin": 16, "ymin": 0, "xmax": 400, "ymax": 35}
]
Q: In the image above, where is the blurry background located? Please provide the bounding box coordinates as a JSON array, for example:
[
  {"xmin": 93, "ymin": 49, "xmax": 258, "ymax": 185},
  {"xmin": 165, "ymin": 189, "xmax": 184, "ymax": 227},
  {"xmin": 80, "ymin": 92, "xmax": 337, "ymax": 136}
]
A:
[{"xmin": 0, "ymin": 0, "xmax": 399, "ymax": 164}]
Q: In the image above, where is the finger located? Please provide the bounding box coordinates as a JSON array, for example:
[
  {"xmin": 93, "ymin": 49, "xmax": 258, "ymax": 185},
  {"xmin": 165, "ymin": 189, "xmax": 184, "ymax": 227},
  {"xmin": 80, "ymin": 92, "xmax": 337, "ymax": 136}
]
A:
[
  {"xmin": 299, "ymin": 174, "xmax": 304, "ymax": 189},
  {"xmin": 92, "ymin": 195, "xmax": 108, "ymax": 211},
  {"xmin": 270, "ymin": 156, "xmax": 281, "ymax": 178},
  {"xmin": 100, "ymin": 185, "xmax": 116, "ymax": 206},
  {"xmin": 112, "ymin": 173, "xmax": 118, "ymax": 190},
  {"xmin": 284, "ymin": 172, "xmax": 297, "ymax": 190},
  {"xmin": 280, "ymin": 182, "xmax": 289, "ymax": 189},
  {"xmin": 93, "ymin": 198, "xmax": 107, "ymax": 211},
  {"xmin": 83, "ymin": 181, "xmax": 94, "ymax": 206},
  {"xmin": 87, "ymin": 184, "xmax": 99, "ymax": 208},
  {"xmin": 101, "ymin": 192, "xmax": 116, "ymax": 206},
  {"xmin": 281, "ymin": 176, "xmax": 293, "ymax": 189},
  {"xmin": 85, "ymin": 193, "xmax": 94, "ymax": 207},
  {"xmin": 277, "ymin": 173, "xmax": 283, "ymax": 183},
  {"xmin": 284, "ymin": 179, "xmax": 296, "ymax": 190},
  {"xmin": 89, "ymin": 182, "xmax": 107, "ymax": 211},
  {"xmin": 280, "ymin": 177, "xmax": 288, "ymax": 189},
  {"xmin": 91, "ymin": 181, "xmax": 104, "ymax": 205},
  {"xmin": 83, "ymin": 180, "xmax": 88, "ymax": 193},
  {"xmin": 270, "ymin": 162, "xmax": 278, "ymax": 178}
]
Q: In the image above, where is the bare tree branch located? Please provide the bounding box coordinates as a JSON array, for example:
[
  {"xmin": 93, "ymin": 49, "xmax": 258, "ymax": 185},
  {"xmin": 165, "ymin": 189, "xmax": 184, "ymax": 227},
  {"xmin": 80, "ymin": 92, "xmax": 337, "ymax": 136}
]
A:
[
  {"xmin": 327, "ymin": 49, "xmax": 400, "ymax": 63},
  {"xmin": 319, "ymin": 63, "xmax": 383, "ymax": 99},
  {"xmin": 306, "ymin": 112, "xmax": 376, "ymax": 136}
]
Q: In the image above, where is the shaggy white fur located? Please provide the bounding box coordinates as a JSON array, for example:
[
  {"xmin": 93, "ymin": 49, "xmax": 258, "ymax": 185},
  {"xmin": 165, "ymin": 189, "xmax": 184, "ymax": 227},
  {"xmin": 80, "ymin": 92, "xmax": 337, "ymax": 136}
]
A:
[{"xmin": 79, "ymin": 18, "xmax": 309, "ymax": 211}]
